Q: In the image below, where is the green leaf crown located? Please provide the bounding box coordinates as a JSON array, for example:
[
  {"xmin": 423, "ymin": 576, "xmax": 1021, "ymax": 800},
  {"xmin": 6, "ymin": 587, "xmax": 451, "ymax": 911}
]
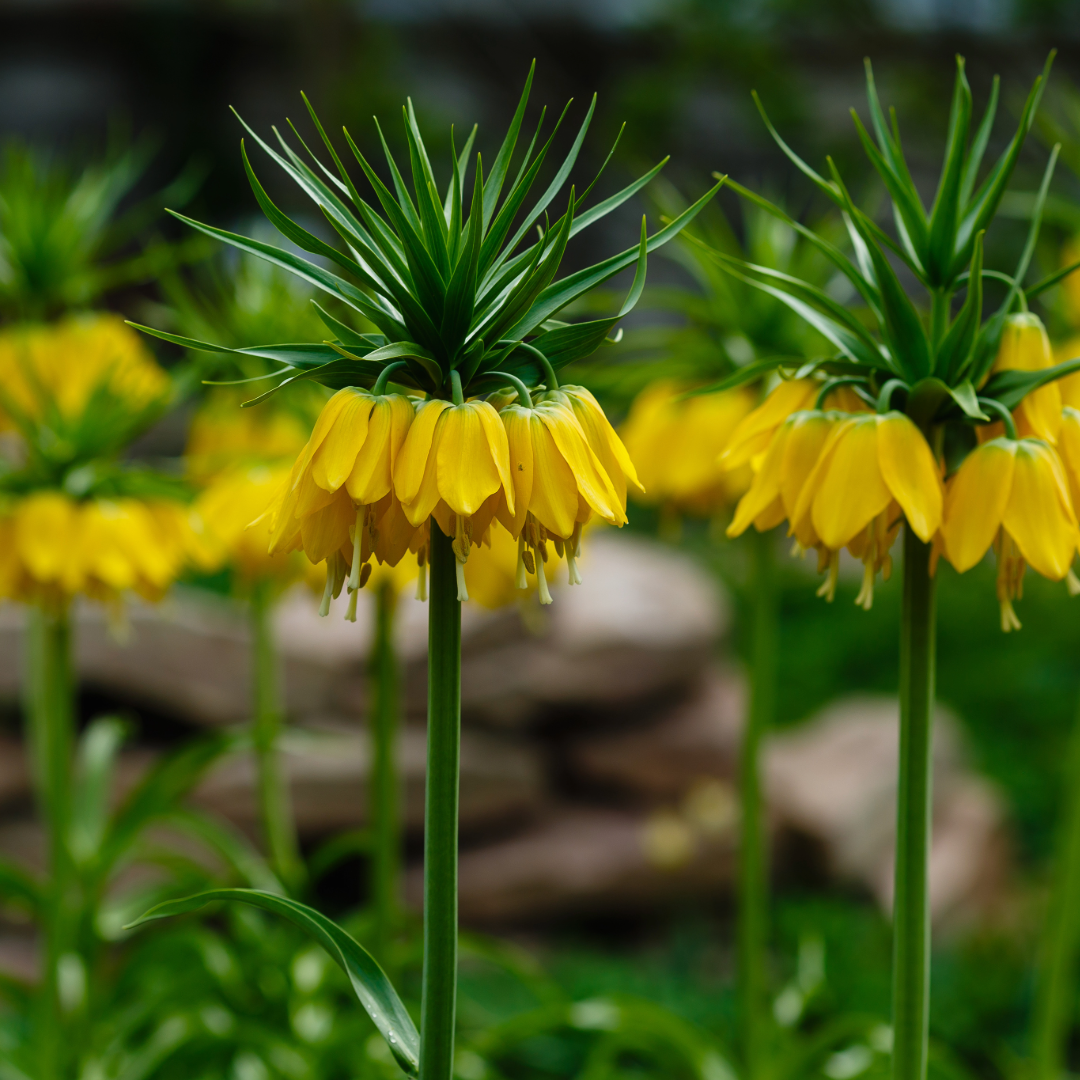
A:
[{"xmin": 134, "ymin": 63, "xmax": 722, "ymax": 404}]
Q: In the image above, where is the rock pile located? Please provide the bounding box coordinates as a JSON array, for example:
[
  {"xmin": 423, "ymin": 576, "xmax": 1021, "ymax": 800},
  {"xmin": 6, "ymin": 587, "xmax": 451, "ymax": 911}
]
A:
[{"xmin": 0, "ymin": 532, "xmax": 1008, "ymax": 932}]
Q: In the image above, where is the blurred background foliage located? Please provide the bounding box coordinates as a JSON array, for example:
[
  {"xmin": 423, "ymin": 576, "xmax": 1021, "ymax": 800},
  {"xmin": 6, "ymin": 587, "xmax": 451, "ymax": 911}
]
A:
[{"xmin": 3, "ymin": 0, "xmax": 1080, "ymax": 1074}]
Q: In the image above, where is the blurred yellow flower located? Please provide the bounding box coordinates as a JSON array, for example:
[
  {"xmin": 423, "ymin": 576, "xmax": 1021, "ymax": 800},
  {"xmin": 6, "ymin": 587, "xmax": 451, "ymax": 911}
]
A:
[
  {"xmin": 186, "ymin": 392, "xmax": 312, "ymax": 484},
  {"xmin": 940, "ymin": 436, "xmax": 1078, "ymax": 631},
  {"xmin": 0, "ymin": 491, "xmax": 197, "ymax": 607},
  {"xmin": 620, "ymin": 380, "xmax": 754, "ymax": 516},
  {"xmin": 0, "ymin": 313, "xmax": 168, "ymax": 431},
  {"xmin": 720, "ymin": 378, "xmax": 820, "ymax": 471}
]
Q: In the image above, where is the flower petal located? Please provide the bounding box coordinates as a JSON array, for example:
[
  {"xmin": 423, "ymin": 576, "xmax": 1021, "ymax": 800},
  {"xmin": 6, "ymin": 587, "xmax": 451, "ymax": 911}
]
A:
[
  {"xmin": 876, "ymin": 413, "xmax": 943, "ymax": 542},
  {"xmin": 810, "ymin": 417, "xmax": 892, "ymax": 549},
  {"xmin": 1003, "ymin": 440, "xmax": 1078, "ymax": 580},
  {"xmin": 436, "ymin": 403, "xmax": 503, "ymax": 517},
  {"xmin": 941, "ymin": 438, "xmax": 1016, "ymax": 572},
  {"xmin": 394, "ymin": 399, "xmax": 451, "ymax": 507}
]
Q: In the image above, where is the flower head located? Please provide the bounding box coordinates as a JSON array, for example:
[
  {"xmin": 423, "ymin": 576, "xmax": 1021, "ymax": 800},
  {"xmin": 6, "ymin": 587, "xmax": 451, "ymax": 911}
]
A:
[
  {"xmin": 0, "ymin": 314, "xmax": 170, "ymax": 460},
  {"xmin": 0, "ymin": 491, "xmax": 197, "ymax": 609},
  {"xmin": 621, "ymin": 381, "xmax": 754, "ymax": 516},
  {"xmin": 941, "ymin": 436, "xmax": 1078, "ymax": 630}
]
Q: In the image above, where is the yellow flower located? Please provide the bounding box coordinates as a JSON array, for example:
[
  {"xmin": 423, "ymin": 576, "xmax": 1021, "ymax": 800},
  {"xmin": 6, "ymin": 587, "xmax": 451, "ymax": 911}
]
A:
[
  {"xmin": 193, "ymin": 462, "xmax": 306, "ymax": 585},
  {"xmin": 496, "ymin": 396, "xmax": 623, "ymax": 600},
  {"xmin": 778, "ymin": 412, "xmax": 941, "ymax": 607},
  {"xmin": 267, "ymin": 384, "xmax": 417, "ymax": 580},
  {"xmin": 0, "ymin": 491, "xmax": 196, "ymax": 608},
  {"xmin": 0, "ymin": 314, "xmax": 169, "ymax": 430},
  {"xmin": 988, "ymin": 314, "xmax": 1060, "ymax": 443},
  {"xmin": 552, "ymin": 384, "xmax": 643, "ymax": 508},
  {"xmin": 393, "ymin": 398, "xmax": 514, "ymax": 600},
  {"xmin": 186, "ymin": 392, "xmax": 312, "ymax": 483},
  {"xmin": 620, "ymin": 381, "xmax": 755, "ymax": 515},
  {"xmin": 719, "ymin": 379, "xmax": 820, "ymax": 471},
  {"xmin": 941, "ymin": 436, "xmax": 1078, "ymax": 630}
]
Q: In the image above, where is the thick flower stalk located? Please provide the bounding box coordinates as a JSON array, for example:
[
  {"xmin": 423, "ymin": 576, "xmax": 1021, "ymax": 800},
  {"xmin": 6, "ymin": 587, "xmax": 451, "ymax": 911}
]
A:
[
  {"xmin": 137, "ymin": 67, "xmax": 719, "ymax": 1080},
  {"xmin": 697, "ymin": 54, "xmax": 1070, "ymax": 1080}
]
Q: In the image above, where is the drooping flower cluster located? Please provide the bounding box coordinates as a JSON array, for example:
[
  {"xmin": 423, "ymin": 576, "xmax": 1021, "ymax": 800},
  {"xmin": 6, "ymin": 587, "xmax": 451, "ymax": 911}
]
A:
[
  {"xmin": 620, "ymin": 381, "xmax": 753, "ymax": 529},
  {"xmin": 263, "ymin": 378, "xmax": 637, "ymax": 612},
  {"xmin": 0, "ymin": 491, "xmax": 194, "ymax": 609},
  {"xmin": 0, "ymin": 315, "xmax": 196, "ymax": 611},
  {"xmin": 725, "ymin": 312, "xmax": 1080, "ymax": 630}
]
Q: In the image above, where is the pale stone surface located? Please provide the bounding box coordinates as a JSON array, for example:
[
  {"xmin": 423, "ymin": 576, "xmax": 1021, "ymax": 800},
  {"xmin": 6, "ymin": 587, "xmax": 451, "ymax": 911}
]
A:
[
  {"xmin": 765, "ymin": 695, "xmax": 1009, "ymax": 926},
  {"xmin": 191, "ymin": 721, "xmax": 544, "ymax": 837},
  {"xmin": 564, "ymin": 667, "xmax": 745, "ymax": 799},
  {"xmin": 407, "ymin": 804, "xmax": 738, "ymax": 924}
]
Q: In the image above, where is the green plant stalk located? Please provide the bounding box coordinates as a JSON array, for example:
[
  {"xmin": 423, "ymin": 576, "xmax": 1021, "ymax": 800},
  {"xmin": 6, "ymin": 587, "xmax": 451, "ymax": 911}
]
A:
[
  {"xmin": 739, "ymin": 528, "xmax": 777, "ymax": 1080},
  {"xmin": 420, "ymin": 526, "xmax": 461, "ymax": 1080},
  {"xmin": 1031, "ymin": 692, "xmax": 1080, "ymax": 1080},
  {"xmin": 24, "ymin": 604, "xmax": 75, "ymax": 1080},
  {"xmin": 250, "ymin": 579, "xmax": 303, "ymax": 891},
  {"xmin": 892, "ymin": 528, "xmax": 937, "ymax": 1080},
  {"xmin": 371, "ymin": 577, "xmax": 401, "ymax": 964}
]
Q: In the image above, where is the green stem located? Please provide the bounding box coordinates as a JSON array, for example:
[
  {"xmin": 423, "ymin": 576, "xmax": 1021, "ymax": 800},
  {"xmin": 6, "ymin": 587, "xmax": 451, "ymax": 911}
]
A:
[
  {"xmin": 371, "ymin": 578, "xmax": 401, "ymax": 965},
  {"xmin": 1031, "ymin": 695, "xmax": 1080, "ymax": 1080},
  {"xmin": 419, "ymin": 525, "xmax": 461, "ymax": 1080},
  {"xmin": 250, "ymin": 580, "xmax": 303, "ymax": 891},
  {"xmin": 892, "ymin": 528, "xmax": 937, "ymax": 1080},
  {"xmin": 739, "ymin": 528, "xmax": 777, "ymax": 1080},
  {"xmin": 24, "ymin": 605, "xmax": 74, "ymax": 1080}
]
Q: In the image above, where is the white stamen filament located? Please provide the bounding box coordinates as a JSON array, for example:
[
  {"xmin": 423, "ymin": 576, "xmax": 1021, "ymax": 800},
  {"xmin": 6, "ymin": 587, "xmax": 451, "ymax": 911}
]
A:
[
  {"xmin": 319, "ymin": 565, "xmax": 334, "ymax": 617},
  {"xmin": 515, "ymin": 533, "xmax": 528, "ymax": 590},
  {"xmin": 1000, "ymin": 598, "xmax": 1022, "ymax": 633},
  {"xmin": 345, "ymin": 587, "xmax": 359, "ymax": 623},
  {"xmin": 455, "ymin": 558, "xmax": 469, "ymax": 602},
  {"xmin": 567, "ymin": 551, "xmax": 582, "ymax": 586},
  {"xmin": 816, "ymin": 551, "xmax": 839, "ymax": 603},
  {"xmin": 348, "ymin": 508, "xmax": 363, "ymax": 591},
  {"xmin": 536, "ymin": 549, "xmax": 553, "ymax": 605},
  {"xmin": 416, "ymin": 558, "xmax": 428, "ymax": 601},
  {"xmin": 854, "ymin": 561, "xmax": 875, "ymax": 611}
]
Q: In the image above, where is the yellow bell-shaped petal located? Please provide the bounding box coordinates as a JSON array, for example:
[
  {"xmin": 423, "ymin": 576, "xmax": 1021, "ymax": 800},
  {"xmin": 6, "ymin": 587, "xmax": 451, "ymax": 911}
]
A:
[
  {"xmin": 941, "ymin": 438, "xmax": 1016, "ymax": 572},
  {"xmin": 720, "ymin": 379, "xmax": 818, "ymax": 470},
  {"xmin": 558, "ymin": 385, "xmax": 643, "ymax": 502},
  {"xmin": 875, "ymin": 412, "xmax": 943, "ymax": 542},
  {"xmin": 992, "ymin": 313, "xmax": 1061, "ymax": 443},
  {"xmin": 1058, "ymin": 406, "xmax": 1080, "ymax": 510},
  {"xmin": 1002, "ymin": 440, "xmax": 1078, "ymax": 580}
]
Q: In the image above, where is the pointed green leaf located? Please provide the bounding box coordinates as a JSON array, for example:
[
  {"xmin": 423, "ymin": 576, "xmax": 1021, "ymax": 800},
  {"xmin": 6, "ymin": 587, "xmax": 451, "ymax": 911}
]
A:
[
  {"xmin": 959, "ymin": 75, "xmax": 999, "ymax": 207},
  {"xmin": 483, "ymin": 60, "xmax": 535, "ymax": 228},
  {"xmin": 402, "ymin": 104, "xmax": 451, "ymax": 274},
  {"xmin": 126, "ymin": 889, "xmax": 420, "ymax": 1078},
  {"xmin": 827, "ymin": 161, "xmax": 931, "ymax": 378},
  {"xmin": 753, "ymin": 91, "xmax": 841, "ymax": 207},
  {"xmin": 311, "ymin": 301, "xmax": 373, "ymax": 347},
  {"xmin": 508, "ymin": 179, "xmax": 724, "ymax": 339},
  {"xmin": 372, "ymin": 117, "xmax": 423, "ymax": 237},
  {"xmin": 443, "ymin": 156, "xmax": 485, "ymax": 357},
  {"xmin": 935, "ymin": 231, "xmax": 983, "ymax": 382},
  {"xmin": 954, "ymin": 52, "xmax": 1053, "ymax": 275},
  {"xmin": 982, "ymin": 356, "xmax": 1080, "ymax": 410},
  {"xmin": 925, "ymin": 56, "xmax": 973, "ymax": 284},
  {"xmin": 947, "ymin": 379, "xmax": 989, "ymax": 421},
  {"xmin": 164, "ymin": 211, "xmax": 406, "ymax": 339}
]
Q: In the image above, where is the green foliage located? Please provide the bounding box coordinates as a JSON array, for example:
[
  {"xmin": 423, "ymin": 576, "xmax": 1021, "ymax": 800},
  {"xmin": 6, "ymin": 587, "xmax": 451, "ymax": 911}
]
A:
[
  {"xmin": 136, "ymin": 65, "xmax": 722, "ymax": 405},
  {"xmin": 0, "ymin": 138, "xmax": 202, "ymax": 322},
  {"xmin": 705, "ymin": 54, "xmax": 1072, "ymax": 438}
]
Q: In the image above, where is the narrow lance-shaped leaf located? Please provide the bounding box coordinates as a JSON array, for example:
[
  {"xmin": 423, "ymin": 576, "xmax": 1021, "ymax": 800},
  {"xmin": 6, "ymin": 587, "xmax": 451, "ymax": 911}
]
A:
[
  {"xmin": 970, "ymin": 143, "xmax": 1060, "ymax": 384},
  {"xmin": 827, "ymin": 160, "xmax": 931, "ymax": 379},
  {"xmin": 403, "ymin": 103, "xmax": 451, "ymax": 275},
  {"xmin": 983, "ymin": 356, "xmax": 1080, "ymax": 410},
  {"xmin": 443, "ymin": 155, "xmax": 485, "ymax": 359},
  {"xmin": 959, "ymin": 75, "xmax": 999, "ymax": 207},
  {"xmin": 483, "ymin": 60, "xmax": 535, "ymax": 228},
  {"xmin": 753, "ymin": 91, "xmax": 841, "ymax": 207},
  {"xmin": 954, "ymin": 51, "xmax": 1054, "ymax": 275},
  {"xmin": 925, "ymin": 56, "xmax": 973, "ymax": 285},
  {"xmin": 936, "ymin": 230, "xmax": 984, "ymax": 382},
  {"xmin": 126, "ymin": 890, "xmax": 421, "ymax": 1078},
  {"xmin": 864, "ymin": 59, "xmax": 920, "ymax": 196},
  {"xmin": 508, "ymin": 178, "xmax": 725, "ymax": 339}
]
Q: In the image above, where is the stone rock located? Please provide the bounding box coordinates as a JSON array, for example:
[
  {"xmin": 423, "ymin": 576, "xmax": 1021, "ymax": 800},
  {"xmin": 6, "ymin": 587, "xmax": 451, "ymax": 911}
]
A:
[
  {"xmin": 564, "ymin": 667, "xmax": 745, "ymax": 800},
  {"xmin": 408, "ymin": 801, "xmax": 738, "ymax": 925},
  {"xmin": 192, "ymin": 720, "xmax": 545, "ymax": 838},
  {"xmin": 765, "ymin": 695, "xmax": 1009, "ymax": 927}
]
